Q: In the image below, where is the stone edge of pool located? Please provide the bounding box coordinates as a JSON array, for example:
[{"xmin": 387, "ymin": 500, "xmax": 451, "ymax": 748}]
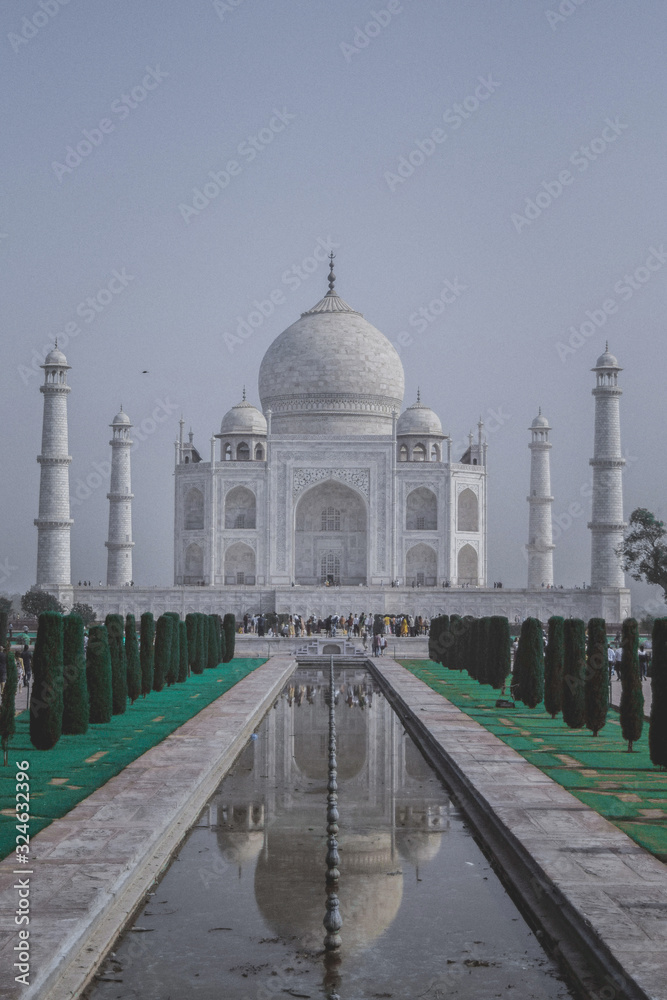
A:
[
  {"xmin": 0, "ymin": 656, "xmax": 297, "ymax": 1000},
  {"xmin": 370, "ymin": 657, "xmax": 667, "ymax": 1000}
]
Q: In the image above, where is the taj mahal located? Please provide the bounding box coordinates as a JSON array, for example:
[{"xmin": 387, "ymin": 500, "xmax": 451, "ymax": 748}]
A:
[{"xmin": 32, "ymin": 256, "xmax": 631, "ymax": 624}]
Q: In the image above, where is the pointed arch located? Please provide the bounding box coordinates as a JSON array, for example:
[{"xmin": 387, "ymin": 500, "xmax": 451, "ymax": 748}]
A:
[
  {"xmin": 184, "ymin": 487, "xmax": 204, "ymax": 530},
  {"xmin": 457, "ymin": 544, "xmax": 478, "ymax": 584},
  {"xmin": 225, "ymin": 486, "xmax": 256, "ymax": 529},
  {"xmin": 406, "ymin": 487, "xmax": 437, "ymax": 530},
  {"xmin": 457, "ymin": 488, "xmax": 478, "ymax": 532}
]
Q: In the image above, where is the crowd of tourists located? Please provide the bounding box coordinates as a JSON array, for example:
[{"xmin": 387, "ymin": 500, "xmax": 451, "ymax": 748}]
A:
[{"xmin": 240, "ymin": 612, "xmax": 430, "ymax": 639}]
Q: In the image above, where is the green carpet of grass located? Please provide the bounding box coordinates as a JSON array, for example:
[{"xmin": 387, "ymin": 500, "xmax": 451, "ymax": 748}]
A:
[
  {"xmin": 0, "ymin": 659, "xmax": 265, "ymax": 861},
  {"xmin": 399, "ymin": 659, "xmax": 667, "ymax": 862}
]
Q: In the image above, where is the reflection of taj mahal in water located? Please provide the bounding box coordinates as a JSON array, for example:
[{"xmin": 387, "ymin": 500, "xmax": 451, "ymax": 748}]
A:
[{"xmin": 198, "ymin": 667, "xmax": 449, "ymax": 952}]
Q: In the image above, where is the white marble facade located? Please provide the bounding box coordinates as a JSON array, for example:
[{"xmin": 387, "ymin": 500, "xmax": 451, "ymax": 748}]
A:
[{"xmin": 174, "ymin": 267, "xmax": 487, "ymax": 590}]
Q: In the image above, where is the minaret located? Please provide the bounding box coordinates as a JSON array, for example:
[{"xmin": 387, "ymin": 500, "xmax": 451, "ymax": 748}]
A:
[
  {"xmin": 589, "ymin": 345, "xmax": 625, "ymax": 588},
  {"xmin": 105, "ymin": 406, "xmax": 134, "ymax": 586},
  {"xmin": 526, "ymin": 409, "xmax": 554, "ymax": 588},
  {"xmin": 35, "ymin": 344, "xmax": 73, "ymax": 588}
]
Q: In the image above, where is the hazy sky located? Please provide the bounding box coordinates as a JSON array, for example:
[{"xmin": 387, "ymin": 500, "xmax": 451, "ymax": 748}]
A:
[{"xmin": 2, "ymin": 0, "xmax": 666, "ymax": 610}]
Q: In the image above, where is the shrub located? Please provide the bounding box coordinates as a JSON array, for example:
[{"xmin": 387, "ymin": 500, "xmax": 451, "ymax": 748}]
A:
[
  {"xmin": 449, "ymin": 615, "xmax": 463, "ymax": 669},
  {"xmin": 105, "ymin": 614, "xmax": 127, "ymax": 715},
  {"xmin": 562, "ymin": 619, "xmax": 586, "ymax": 729},
  {"xmin": 0, "ymin": 611, "xmax": 7, "ymax": 648},
  {"xmin": 513, "ymin": 617, "xmax": 544, "ymax": 708},
  {"xmin": 86, "ymin": 625, "xmax": 112, "ymax": 724},
  {"xmin": 488, "ymin": 616, "xmax": 511, "ymax": 690},
  {"xmin": 21, "ymin": 590, "xmax": 64, "ymax": 617},
  {"xmin": 153, "ymin": 615, "xmax": 172, "ymax": 692},
  {"xmin": 125, "ymin": 614, "xmax": 141, "ymax": 704},
  {"xmin": 477, "ymin": 617, "xmax": 492, "ymax": 686},
  {"xmin": 649, "ymin": 618, "xmax": 667, "ymax": 768},
  {"xmin": 223, "ymin": 613, "xmax": 235, "ymax": 662},
  {"xmin": 178, "ymin": 621, "xmax": 189, "ymax": 682},
  {"xmin": 543, "ymin": 616, "xmax": 565, "ymax": 719},
  {"xmin": 1, "ymin": 652, "xmax": 18, "ymax": 764},
  {"xmin": 585, "ymin": 618, "xmax": 608, "ymax": 737},
  {"xmin": 71, "ymin": 602, "xmax": 97, "ymax": 625},
  {"xmin": 619, "ymin": 618, "xmax": 644, "ymax": 752},
  {"xmin": 62, "ymin": 612, "xmax": 89, "ymax": 735},
  {"xmin": 428, "ymin": 615, "xmax": 444, "ymax": 664},
  {"xmin": 29, "ymin": 611, "xmax": 64, "ymax": 750},
  {"xmin": 140, "ymin": 612, "xmax": 155, "ymax": 696},
  {"xmin": 468, "ymin": 618, "xmax": 479, "ymax": 681}
]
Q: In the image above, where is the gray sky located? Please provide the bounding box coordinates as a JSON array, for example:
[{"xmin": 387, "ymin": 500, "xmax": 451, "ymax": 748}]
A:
[{"xmin": 2, "ymin": 0, "xmax": 665, "ymax": 610}]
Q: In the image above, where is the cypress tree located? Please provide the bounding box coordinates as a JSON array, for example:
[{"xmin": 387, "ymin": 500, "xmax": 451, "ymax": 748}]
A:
[
  {"xmin": 0, "ymin": 611, "xmax": 8, "ymax": 648},
  {"xmin": 449, "ymin": 615, "xmax": 463, "ymax": 669},
  {"xmin": 62, "ymin": 613, "xmax": 89, "ymax": 735},
  {"xmin": 140, "ymin": 612, "xmax": 155, "ymax": 696},
  {"xmin": 562, "ymin": 618, "xmax": 586, "ymax": 729},
  {"xmin": 207, "ymin": 615, "xmax": 219, "ymax": 668},
  {"xmin": 125, "ymin": 614, "xmax": 141, "ymax": 704},
  {"xmin": 215, "ymin": 613, "xmax": 226, "ymax": 663},
  {"xmin": 1, "ymin": 651, "xmax": 18, "ymax": 765},
  {"xmin": 585, "ymin": 617, "xmax": 608, "ymax": 737},
  {"xmin": 514, "ymin": 617, "xmax": 544, "ymax": 708},
  {"xmin": 86, "ymin": 624, "xmax": 112, "ymax": 723},
  {"xmin": 185, "ymin": 613, "xmax": 198, "ymax": 674},
  {"xmin": 29, "ymin": 611, "xmax": 64, "ymax": 750},
  {"xmin": 198, "ymin": 613, "xmax": 208, "ymax": 673},
  {"xmin": 105, "ymin": 614, "xmax": 127, "ymax": 714},
  {"xmin": 488, "ymin": 616, "xmax": 511, "ymax": 690},
  {"xmin": 428, "ymin": 615, "xmax": 443, "ymax": 663},
  {"xmin": 544, "ymin": 616, "xmax": 565, "ymax": 719},
  {"xmin": 153, "ymin": 615, "xmax": 172, "ymax": 692},
  {"xmin": 619, "ymin": 618, "xmax": 644, "ymax": 752},
  {"xmin": 468, "ymin": 618, "xmax": 479, "ymax": 681},
  {"xmin": 649, "ymin": 618, "xmax": 667, "ymax": 768},
  {"xmin": 164, "ymin": 612, "xmax": 180, "ymax": 686},
  {"xmin": 477, "ymin": 617, "xmax": 492, "ymax": 685},
  {"xmin": 191, "ymin": 614, "xmax": 205, "ymax": 674},
  {"xmin": 178, "ymin": 620, "xmax": 189, "ymax": 682},
  {"xmin": 223, "ymin": 613, "xmax": 236, "ymax": 662}
]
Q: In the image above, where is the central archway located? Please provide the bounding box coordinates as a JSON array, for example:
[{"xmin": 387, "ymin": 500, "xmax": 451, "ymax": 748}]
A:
[{"xmin": 294, "ymin": 480, "xmax": 368, "ymax": 585}]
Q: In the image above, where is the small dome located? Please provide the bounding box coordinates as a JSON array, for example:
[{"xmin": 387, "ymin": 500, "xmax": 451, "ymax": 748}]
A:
[
  {"xmin": 220, "ymin": 397, "xmax": 267, "ymax": 436},
  {"xmin": 531, "ymin": 410, "xmax": 550, "ymax": 429},
  {"xmin": 43, "ymin": 347, "xmax": 68, "ymax": 367},
  {"xmin": 593, "ymin": 344, "xmax": 620, "ymax": 369},
  {"xmin": 112, "ymin": 407, "xmax": 131, "ymax": 426},
  {"xmin": 397, "ymin": 395, "xmax": 443, "ymax": 436}
]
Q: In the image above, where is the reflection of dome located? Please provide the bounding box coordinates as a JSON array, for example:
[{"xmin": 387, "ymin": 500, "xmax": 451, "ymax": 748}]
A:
[
  {"xmin": 216, "ymin": 829, "xmax": 264, "ymax": 866},
  {"xmin": 292, "ymin": 700, "xmax": 367, "ymax": 780},
  {"xmin": 258, "ymin": 279, "xmax": 405, "ymax": 435},
  {"xmin": 397, "ymin": 397, "xmax": 443, "ymax": 436},
  {"xmin": 220, "ymin": 398, "xmax": 267, "ymax": 435},
  {"xmin": 395, "ymin": 831, "xmax": 443, "ymax": 865},
  {"xmin": 254, "ymin": 831, "xmax": 402, "ymax": 952}
]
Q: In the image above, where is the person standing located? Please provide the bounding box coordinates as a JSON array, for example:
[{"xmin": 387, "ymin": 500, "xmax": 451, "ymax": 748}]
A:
[
  {"xmin": 21, "ymin": 643, "xmax": 32, "ymax": 686},
  {"xmin": 607, "ymin": 642, "xmax": 616, "ymax": 680},
  {"xmin": 614, "ymin": 643, "xmax": 623, "ymax": 680}
]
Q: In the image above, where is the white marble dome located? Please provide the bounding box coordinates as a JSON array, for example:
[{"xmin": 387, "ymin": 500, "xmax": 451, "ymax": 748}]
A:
[
  {"xmin": 594, "ymin": 348, "xmax": 620, "ymax": 369},
  {"xmin": 530, "ymin": 410, "xmax": 550, "ymax": 429},
  {"xmin": 397, "ymin": 395, "xmax": 443, "ymax": 437},
  {"xmin": 258, "ymin": 283, "xmax": 405, "ymax": 435},
  {"xmin": 111, "ymin": 407, "xmax": 131, "ymax": 426},
  {"xmin": 43, "ymin": 346, "xmax": 69, "ymax": 367},
  {"xmin": 220, "ymin": 397, "xmax": 267, "ymax": 436}
]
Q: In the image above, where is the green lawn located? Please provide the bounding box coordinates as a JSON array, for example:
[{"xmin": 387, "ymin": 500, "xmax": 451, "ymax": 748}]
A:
[
  {"xmin": 0, "ymin": 659, "xmax": 265, "ymax": 861},
  {"xmin": 399, "ymin": 659, "xmax": 667, "ymax": 862}
]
